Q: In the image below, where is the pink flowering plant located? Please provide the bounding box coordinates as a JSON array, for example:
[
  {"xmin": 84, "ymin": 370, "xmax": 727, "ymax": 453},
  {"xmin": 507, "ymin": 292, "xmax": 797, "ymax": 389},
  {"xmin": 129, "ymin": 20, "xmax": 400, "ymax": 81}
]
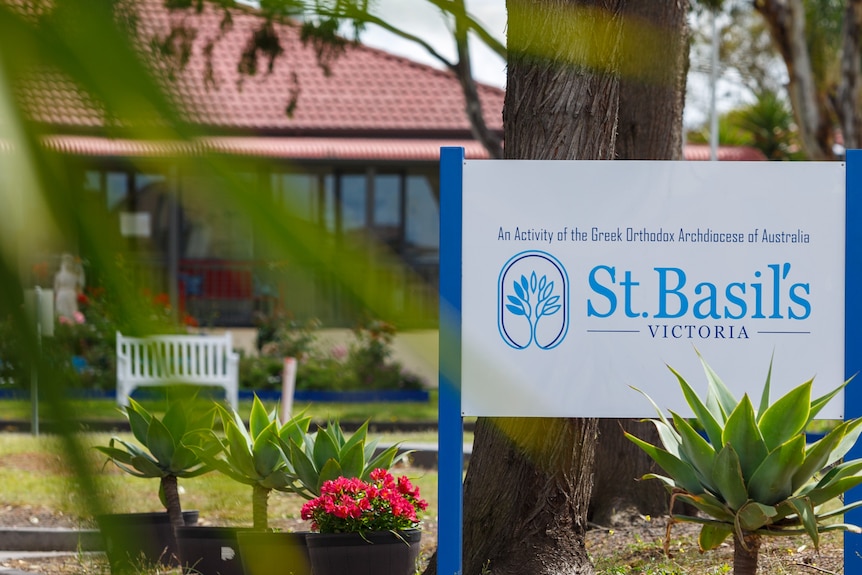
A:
[{"xmin": 301, "ymin": 468, "xmax": 428, "ymax": 533}]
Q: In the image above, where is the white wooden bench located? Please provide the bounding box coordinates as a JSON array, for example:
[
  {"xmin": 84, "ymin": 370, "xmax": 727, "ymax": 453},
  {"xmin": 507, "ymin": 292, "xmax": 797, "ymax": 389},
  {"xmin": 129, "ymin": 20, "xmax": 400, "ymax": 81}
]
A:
[{"xmin": 116, "ymin": 332, "xmax": 239, "ymax": 409}]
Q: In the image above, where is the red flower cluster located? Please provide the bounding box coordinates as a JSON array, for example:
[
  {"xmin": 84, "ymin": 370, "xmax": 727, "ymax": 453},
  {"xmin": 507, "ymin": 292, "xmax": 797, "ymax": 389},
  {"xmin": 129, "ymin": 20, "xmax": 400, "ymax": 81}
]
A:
[{"xmin": 300, "ymin": 469, "xmax": 428, "ymax": 534}]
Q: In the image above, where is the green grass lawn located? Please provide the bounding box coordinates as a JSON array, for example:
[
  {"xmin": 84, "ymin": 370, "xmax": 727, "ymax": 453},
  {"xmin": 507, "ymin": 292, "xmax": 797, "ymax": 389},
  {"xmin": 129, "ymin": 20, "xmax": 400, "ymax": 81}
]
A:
[
  {"xmin": 0, "ymin": 432, "xmax": 440, "ymax": 529},
  {"xmin": 0, "ymin": 394, "xmax": 441, "ymax": 424}
]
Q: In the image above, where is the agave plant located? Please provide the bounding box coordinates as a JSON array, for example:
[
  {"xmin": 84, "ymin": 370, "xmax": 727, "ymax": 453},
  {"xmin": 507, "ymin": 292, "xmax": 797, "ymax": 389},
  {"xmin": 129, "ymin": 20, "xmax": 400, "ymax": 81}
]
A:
[
  {"xmin": 626, "ymin": 355, "xmax": 862, "ymax": 575},
  {"xmin": 284, "ymin": 420, "xmax": 405, "ymax": 499},
  {"xmin": 94, "ymin": 392, "xmax": 217, "ymax": 530},
  {"xmin": 198, "ymin": 394, "xmax": 311, "ymax": 530}
]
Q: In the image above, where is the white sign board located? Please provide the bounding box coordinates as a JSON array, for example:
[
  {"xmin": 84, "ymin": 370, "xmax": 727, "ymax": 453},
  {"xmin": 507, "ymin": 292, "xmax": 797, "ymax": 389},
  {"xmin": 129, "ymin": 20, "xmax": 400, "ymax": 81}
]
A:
[{"xmin": 460, "ymin": 160, "xmax": 845, "ymax": 418}]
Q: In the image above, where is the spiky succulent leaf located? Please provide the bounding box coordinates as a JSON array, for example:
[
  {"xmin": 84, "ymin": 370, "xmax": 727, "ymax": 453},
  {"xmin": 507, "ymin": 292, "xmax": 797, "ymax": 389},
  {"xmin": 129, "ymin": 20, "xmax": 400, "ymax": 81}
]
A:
[
  {"xmin": 736, "ymin": 501, "xmax": 778, "ymax": 532},
  {"xmin": 792, "ymin": 420, "xmax": 858, "ymax": 491},
  {"xmin": 126, "ymin": 399, "xmax": 152, "ymax": 446},
  {"xmin": 789, "ymin": 497, "xmax": 819, "ymax": 549},
  {"xmin": 366, "ymin": 443, "xmax": 404, "ymax": 477},
  {"xmin": 671, "ymin": 411, "xmax": 716, "ymax": 490},
  {"xmin": 747, "ymin": 434, "xmax": 805, "ymax": 505},
  {"xmin": 699, "ymin": 523, "xmax": 733, "ymax": 551},
  {"xmin": 317, "ymin": 458, "xmax": 343, "ymax": 491},
  {"xmin": 823, "ymin": 417, "xmax": 862, "ymax": 469},
  {"xmin": 712, "ymin": 443, "xmax": 748, "ymax": 510},
  {"xmin": 225, "ymin": 420, "xmax": 259, "ymax": 480},
  {"xmin": 625, "ymin": 432, "xmax": 704, "ymax": 494},
  {"xmin": 697, "ymin": 350, "xmax": 737, "ymax": 420},
  {"xmin": 249, "ymin": 395, "xmax": 271, "ymax": 440},
  {"xmin": 252, "ymin": 422, "xmax": 283, "ymax": 477},
  {"xmin": 675, "ymin": 492, "xmax": 735, "ymax": 523},
  {"xmin": 809, "ymin": 379, "xmax": 850, "ymax": 423},
  {"xmin": 631, "ymin": 386, "xmax": 682, "ymax": 447},
  {"xmin": 758, "ymin": 381, "xmax": 811, "ymax": 451},
  {"xmin": 312, "ymin": 427, "xmax": 340, "ymax": 471},
  {"xmin": 722, "ymin": 395, "xmax": 768, "ymax": 482},
  {"xmin": 756, "ymin": 354, "xmax": 775, "ymax": 422},
  {"xmin": 146, "ymin": 415, "xmax": 176, "ymax": 468},
  {"xmin": 668, "ymin": 366, "xmax": 723, "ymax": 446}
]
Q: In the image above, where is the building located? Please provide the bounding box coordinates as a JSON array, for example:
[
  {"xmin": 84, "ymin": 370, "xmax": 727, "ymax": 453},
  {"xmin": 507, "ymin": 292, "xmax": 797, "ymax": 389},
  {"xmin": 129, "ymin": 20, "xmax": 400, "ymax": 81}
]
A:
[{"xmin": 12, "ymin": 1, "xmax": 764, "ymax": 328}]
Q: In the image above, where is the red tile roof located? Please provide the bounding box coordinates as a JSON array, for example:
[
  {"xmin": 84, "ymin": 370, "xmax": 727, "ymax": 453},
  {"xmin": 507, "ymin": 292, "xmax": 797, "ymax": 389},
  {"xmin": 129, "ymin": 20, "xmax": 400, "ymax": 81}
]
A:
[
  {"xmin": 17, "ymin": 0, "xmax": 504, "ymax": 137},
  {"xmin": 684, "ymin": 144, "xmax": 767, "ymax": 161},
  {"xmin": 42, "ymin": 134, "xmax": 492, "ymax": 160}
]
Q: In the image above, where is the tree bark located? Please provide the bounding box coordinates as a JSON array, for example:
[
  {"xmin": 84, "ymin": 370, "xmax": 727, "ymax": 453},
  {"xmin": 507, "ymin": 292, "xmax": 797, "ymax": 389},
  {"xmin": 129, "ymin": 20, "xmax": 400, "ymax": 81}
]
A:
[
  {"xmin": 836, "ymin": 0, "xmax": 862, "ymax": 151},
  {"xmin": 732, "ymin": 532, "xmax": 761, "ymax": 575},
  {"xmin": 754, "ymin": 0, "xmax": 833, "ymax": 159},
  {"xmin": 460, "ymin": 2, "xmax": 622, "ymax": 574},
  {"xmin": 590, "ymin": 0, "xmax": 688, "ymax": 527},
  {"xmin": 161, "ymin": 474, "xmax": 184, "ymax": 530},
  {"xmin": 252, "ymin": 484, "xmax": 270, "ymax": 530}
]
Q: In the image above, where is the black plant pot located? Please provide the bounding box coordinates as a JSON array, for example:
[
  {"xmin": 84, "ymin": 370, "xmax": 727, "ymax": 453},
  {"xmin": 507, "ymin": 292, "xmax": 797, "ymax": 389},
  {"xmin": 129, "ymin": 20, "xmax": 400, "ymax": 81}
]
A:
[
  {"xmin": 236, "ymin": 531, "xmax": 311, "ymax": 575},
  {"xmin": 305, "ymin": 529, "xmax": 421, "ymax": 575},
  {"xmin": 176, "ymin": 526, "xmax": 252, "ymax": 575},
  {"xmin": 96, "ymin": 510, "xmax": 199, "ymax": 573}
]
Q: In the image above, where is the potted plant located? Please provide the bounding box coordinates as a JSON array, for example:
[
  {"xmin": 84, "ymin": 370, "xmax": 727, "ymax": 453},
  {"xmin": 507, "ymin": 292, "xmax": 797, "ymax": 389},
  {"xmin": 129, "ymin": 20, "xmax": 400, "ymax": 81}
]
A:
[
  {"xmin": 626, "ymin": 354, "xmax": 862, "ymax": 575},
  {"xmin": 235, "ymin": 417, "xmax": 406, "ymax": 575},
  {"xmin": 285, "ymin": 419, "xmax": 406, "ymax": 499},
  {"xmin": 301, "ymin": 468, "xmax": 428, "ymax": 575},
  {"xmin": 180, "ymin": 394, "xmax": 312, "ymax": 575},
  {"xmin": 94, "ymin": 391, "xmax": 216, "ymax": 571}
]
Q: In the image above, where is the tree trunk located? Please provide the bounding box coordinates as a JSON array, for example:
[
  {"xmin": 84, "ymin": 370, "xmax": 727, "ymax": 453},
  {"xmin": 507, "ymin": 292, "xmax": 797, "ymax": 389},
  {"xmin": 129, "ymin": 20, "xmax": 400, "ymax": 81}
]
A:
[
  {"xmin": 754, "ymin": 0, "xmax": 833, "ymax": 159},
  {"xmin": 590, "ymin": 420, "xmax": 671, "ymax": 526},
  {"xmin": 590, "ymin": 0, "xmax": 688, "ymax": 527},
  {"xmin": 461, "ymin": 2, "xmax": 621, "ymax": 574},
  {"xmin": 463, "ymin": 419, "xmax": 600, "ymax": 575},
  {"xmin": 252, "ymin": 484, "xmax": 270, "ymax": 530},
  {"xmin": 732, "ymin": 532, "xmax": 761, "ymax": 575},
  {"xmin": 836, "ymin": 0, "xmax": 862, "ymax": 151},
  {"xmin": 161, "ymin": 474, "xmax": 184, "ymax": 530}
]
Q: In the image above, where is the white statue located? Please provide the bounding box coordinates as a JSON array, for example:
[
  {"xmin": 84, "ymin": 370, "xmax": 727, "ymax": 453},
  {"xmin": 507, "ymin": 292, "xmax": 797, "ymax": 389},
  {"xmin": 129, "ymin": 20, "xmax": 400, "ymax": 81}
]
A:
[{"xmin": 54, "ymin": 254, "xmax": 85, "ymax": 320}]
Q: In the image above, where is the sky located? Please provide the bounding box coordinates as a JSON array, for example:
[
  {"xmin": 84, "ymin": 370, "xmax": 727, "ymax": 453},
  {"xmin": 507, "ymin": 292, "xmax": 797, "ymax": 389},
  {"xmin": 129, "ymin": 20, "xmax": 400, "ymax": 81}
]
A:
[{"xmin": 355, "ymin": 1, "xmax": 739, "ymax": 130}]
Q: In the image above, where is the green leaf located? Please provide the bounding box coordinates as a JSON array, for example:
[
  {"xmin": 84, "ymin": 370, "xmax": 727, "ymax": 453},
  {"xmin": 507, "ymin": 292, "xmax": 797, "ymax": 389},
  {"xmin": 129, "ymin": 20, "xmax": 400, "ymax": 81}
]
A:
[
  {"xmin": 712, "ymin": 443, "xmax": 748, "ymax": 510},
  {"xmin": 758, "ymin": 381, "xmax": 811, "ymax": 451},
  {"xmin": 756, "ymin": 354, "xmax": 774, "ymax": 422},
  {"xmin": 672, "ymin": 411, "xmax": 717, "ymax": 491},
  {"xmin": 747, "ymin": 435, "xmax": 805, "ymax": 505},
  {"xmin": 699, "ymin": 523, "xmax": 733, "ymax": 551},
  {"xmin": 312, "ymin": 427, "xmax": 340, "ymax": 471},
  {"xmin": 94, "ymin": 445, "xmax": 135, "ymax": 466},
  {"xmin": 809, "ymin": 379, "xmax": 851, "ymax": 423},
  {"xmin": 698, "ymin": 352, "xmax": 738, "ymax": 420},
  {"xmin": 736, "ymin": 501, "xmax": 778, "ymax": 531},
  {"xmin": 126, "ymin": 400, "xmax": 152, "ymax": 446},
  {"xmin": 789, "ymin": 497, "xmax": 819, "ymax": 549},
  {"xmin": 668, "ymin": 365, "xmax": 723, "ymax": 447},
  {"xmin": 162, "ymin": 399, "xmax": 188, "ymax": 444},
  {"xmin": 339, "ymin": 440, "xmax": 366, "ymax": 479},
  {"xmin": 649, "ymin": 419, "xmax": 683, "ymax": 458},
  {"xmin": 317, "ymin": 458, "xmax": 343, "ymax": 492},
  {"xmin": 721, "ymin": 395, "xmax": 768, "ymax": 482},
  {"xmin": 131, "ymin": 454, "xmax": 164, "ymax": 477},
  {"xmin": 249, "ymin": 395, "xmax": 271, "ymax": 440},
  {"xmin": 624, "ymin": 432, "xmax": 704, "ymax": 494},
  {"xmin": 365, "ymin": 443, "xmax": 403, "ymax": 478},
  {"xmin": 147, "ymin": 415, "xmax": 176, "ymax": 467},
  {"xmin": 341, "ymin": 420, "xmax": 369, "ymax": 455},
  {"xmin": 279, "ymin": 415, "xmax": 311, "ymax": 447},
  {"xmin": 824, "ymin": 417, "xmax": 862, "ymax": 468},
  {"xmin": 169, "ymin": 444, "xmax": 199, "ymax": 474},
  {"xmin": 225, "ymin": 421, "xmax": 259, "ymax": 480},
  {"xmin": 807, "ymin": 475, "xmax": 862, "ymax": 507},
  {"xmin": 252, "ymin": 423, "xmax": 283, "ymax": 477},
  {"xmin": 289, "ymin": 439, "xmax": 320, "ymax": 497},
  {"xmin": 792, "ymin": 419, "xmax": 858, "ymax": 491},
  {"xmin": 675, "ymin": 492, "xmax": 735, "ymax": 523}
]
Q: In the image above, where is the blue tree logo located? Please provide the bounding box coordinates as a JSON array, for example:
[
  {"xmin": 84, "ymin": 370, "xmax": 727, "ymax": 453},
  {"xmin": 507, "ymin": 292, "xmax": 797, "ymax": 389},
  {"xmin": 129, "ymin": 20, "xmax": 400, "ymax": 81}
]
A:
[{"xmin": 498, "ymin": 251, "xmax": 569, "ymax": 350}]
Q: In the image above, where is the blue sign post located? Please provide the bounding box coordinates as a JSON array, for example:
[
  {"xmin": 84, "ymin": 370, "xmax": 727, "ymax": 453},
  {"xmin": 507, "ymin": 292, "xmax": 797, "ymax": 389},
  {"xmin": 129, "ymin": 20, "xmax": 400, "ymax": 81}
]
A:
[
  {"xmin": 439, "ymin": 147, "xmax": 862, "ymax": 573},
  {"xmin": 438, "ymin": 147, "xmax": 464, "ymax": 575},
  {"xmin": 845, "ymin": 149, "xmax": 862, "ymax": 572}
]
